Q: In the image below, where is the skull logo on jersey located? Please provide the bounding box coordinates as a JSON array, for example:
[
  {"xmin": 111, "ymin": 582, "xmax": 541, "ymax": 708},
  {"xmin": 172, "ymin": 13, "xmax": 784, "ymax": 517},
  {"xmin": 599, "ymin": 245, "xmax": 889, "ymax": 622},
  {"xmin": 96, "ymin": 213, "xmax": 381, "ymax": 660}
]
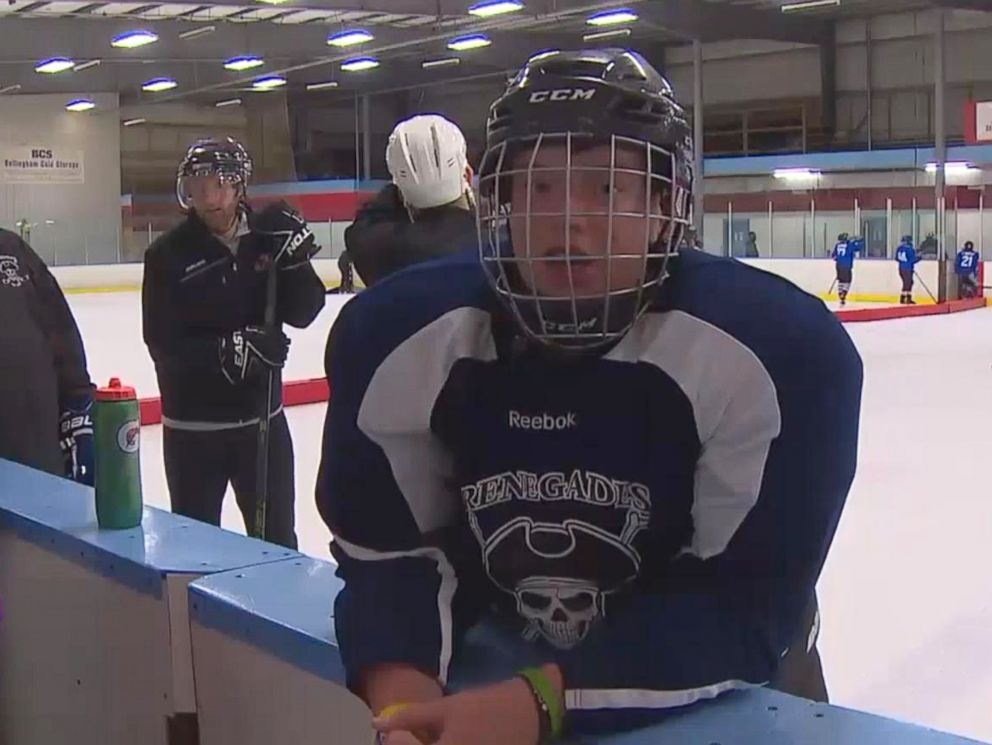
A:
[
  {"xmin": 0, "ymin": 255, "xmax": 27, "ymax": 288},
  {"xmin": 514, "ymin": 576, "xmax": 603, "ymax": 649},
  {"xmin": 476, "ymin": 511, "xmax": 645, "ymax": 650}
]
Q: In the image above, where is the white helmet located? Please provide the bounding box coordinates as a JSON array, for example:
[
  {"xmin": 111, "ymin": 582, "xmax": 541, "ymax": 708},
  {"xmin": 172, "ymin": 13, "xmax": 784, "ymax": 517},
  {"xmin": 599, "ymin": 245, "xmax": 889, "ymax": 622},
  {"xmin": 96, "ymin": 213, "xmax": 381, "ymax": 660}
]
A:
[{"xmin": 386, "ymin": 114, "xmax": 469, "ymax": 210}]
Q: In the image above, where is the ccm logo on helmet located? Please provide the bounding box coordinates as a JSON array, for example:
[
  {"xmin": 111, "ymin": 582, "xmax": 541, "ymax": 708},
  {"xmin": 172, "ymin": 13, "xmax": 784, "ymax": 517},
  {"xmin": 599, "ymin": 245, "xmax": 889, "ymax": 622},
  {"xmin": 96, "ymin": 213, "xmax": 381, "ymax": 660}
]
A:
[{"xmin": 529, "ymin": 88, "xmax": 596, "ymax": 103}]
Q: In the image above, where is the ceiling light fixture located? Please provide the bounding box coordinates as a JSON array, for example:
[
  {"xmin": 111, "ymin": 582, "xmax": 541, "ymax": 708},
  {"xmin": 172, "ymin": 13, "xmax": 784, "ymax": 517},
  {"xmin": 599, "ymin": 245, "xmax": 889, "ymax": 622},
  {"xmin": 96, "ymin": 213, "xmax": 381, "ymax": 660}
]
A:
[
  {"xmin": 780, "ymin": 0, "xmax": 840, "ymax": 11},
  {"xmin": 73, "ymin": 60, "xmax": 102, "ymax": 72},
  {"xmin": 215, "ymin": 97, "xmax": 242, "ymax": 107},
  {"xmin": 123, "ymin": 117, "xmax": 147, "ymax": 126},
  {"xmin": 422, "ymin": 57, "xmax": 460, "ymax": 69},
  {"xmin": 179, "ymin": 25, "xmax": 215, "ymax": 39},
  {"xmin": 306, "ymin": 80, "xmax": 340, "ymax": 90},
  {"xmin": 224, "ymin": 55, "xmax": 264, "ymax": 71},
  {"xmin": 468, "ymin": 0, "xmax": 523, "ymax": 17},
  {"xmin": 341, "ymin": 56, "xmax": 379, "ymax": 72},
  {"xmin": 326, "ymin": 29, "xmax": 373, "ymax": 47},
  {"xmin": 35, "ymin": 57, "xmax": 76, "ymax": 74},
  {"xmin": 0, "ymin": 84, "xmax": 22, "ymax": 94},
  {"xmin": 255, "ymin": 0, "xmax": 291, "ymax": 4},
  {"xmin": 925, "ymin": 161, "xmax": 975, "ymax": 173},
  {"xmin": 66, "ymin": 98, "xmax": 96, "ymax": 112},
  {"xmin": 773, "ymin": 167, "xmax": 821, "ymax": 180},
  {"xmin": 447, "ymin": 34, "xmax": 492, "ymax": 51},
  {"xmin": 586, "ymin": 8, "xmax": 638, "ymax": 26},
  {"xmin": 582, "ymin": 27, "xmax": 631, "ymax": 41},
  {"xmin": 142, "ymin": 77, "xmax": 178, "ymax": 92},
  {"xmin": 111, "ymin": 29, "xmax": 158, "ymax": 48},
  {"xmin": 252, "ymin": 74, "xmax": 286, "ymax": 90}
]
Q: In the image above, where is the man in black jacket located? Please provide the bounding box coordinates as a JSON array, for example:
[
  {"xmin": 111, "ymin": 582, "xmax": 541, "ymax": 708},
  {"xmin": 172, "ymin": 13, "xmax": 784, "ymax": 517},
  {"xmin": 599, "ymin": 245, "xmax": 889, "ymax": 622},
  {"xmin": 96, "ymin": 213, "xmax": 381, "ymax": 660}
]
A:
[
  {"xmin": 339, "ymin": 114, "xmax": 478, "ymax": 289},
  {"xmin": 0, "ymin": 229, "xmax": 94, "ymax": 483},
  {"xmin": 142, "ymin": 137, "xmax": 324, "ymax": 549}
]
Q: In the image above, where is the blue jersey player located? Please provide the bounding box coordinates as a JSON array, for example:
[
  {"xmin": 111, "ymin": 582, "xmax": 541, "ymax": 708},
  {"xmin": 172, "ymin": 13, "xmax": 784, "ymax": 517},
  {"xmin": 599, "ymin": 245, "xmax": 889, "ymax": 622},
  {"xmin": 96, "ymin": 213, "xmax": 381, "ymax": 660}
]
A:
[
  {"xmin": 895, "ymin": 236, "xmax": 920, "ymax": 304},
  {"xmin": 955, "ymin": 241, "xmax": 980, "ymax": 298},
  {"xmin": 831, "ymin": 233, "xmax": 859, "ymax": 306},
  {"xmin": 317, "ymin": 50, "xmax": 863, "ymax": 745}
]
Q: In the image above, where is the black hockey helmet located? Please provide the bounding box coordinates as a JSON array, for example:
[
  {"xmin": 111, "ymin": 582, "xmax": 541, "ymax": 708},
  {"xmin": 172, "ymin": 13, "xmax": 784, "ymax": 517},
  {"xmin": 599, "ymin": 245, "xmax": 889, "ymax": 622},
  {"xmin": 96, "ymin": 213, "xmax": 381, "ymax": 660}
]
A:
[
  {"xmin": 177, "ymin": 136, "xmax": 253, "ymax": 210},
  {"xmin": 902, "ymin": 235, "xmax": 913, "ymax": 244},
  {"xmin": 965, "ymin": 240, "xmax": 975, "ymax": 251},
  {"xmin": 477, "ymin": 48, "xmax": 693, "ymax": 352},
  {"xmin": 838, "ymin": 233, "xmax": 849, "ymax": 242}
]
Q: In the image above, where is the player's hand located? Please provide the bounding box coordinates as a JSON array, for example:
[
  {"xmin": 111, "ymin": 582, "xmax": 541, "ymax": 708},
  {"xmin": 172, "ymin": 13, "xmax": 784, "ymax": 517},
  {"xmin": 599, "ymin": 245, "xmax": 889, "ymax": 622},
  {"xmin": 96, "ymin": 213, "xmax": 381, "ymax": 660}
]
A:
[
  {"xmin": 59, "ymin": 396, "xmax": 94, "ymax": 486},
  {"xmin": 373, "ymin": 675, "xmax": 543, "ymax": 745},
  {"xmin": 218, "ymin": 326, "xmax": 290, "ymax": 384},
  {"xmin": 251, "ymin": 201, "xmax": 319, "ymax": 269}
]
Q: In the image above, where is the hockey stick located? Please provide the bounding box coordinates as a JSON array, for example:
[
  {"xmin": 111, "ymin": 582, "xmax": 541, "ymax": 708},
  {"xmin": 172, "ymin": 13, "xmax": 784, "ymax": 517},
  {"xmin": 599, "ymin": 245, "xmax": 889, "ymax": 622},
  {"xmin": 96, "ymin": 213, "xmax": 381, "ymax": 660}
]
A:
[
  {"xmin": 828, "ymin": 278, "xmax": 837, "ymax": 295},
  {"xmin": 913, "ymin": 271, "xmax": 937, "ymax": 304},
  {"xmin": 253, "ymin": 259, "xmax": 278, "ymax": 541}
]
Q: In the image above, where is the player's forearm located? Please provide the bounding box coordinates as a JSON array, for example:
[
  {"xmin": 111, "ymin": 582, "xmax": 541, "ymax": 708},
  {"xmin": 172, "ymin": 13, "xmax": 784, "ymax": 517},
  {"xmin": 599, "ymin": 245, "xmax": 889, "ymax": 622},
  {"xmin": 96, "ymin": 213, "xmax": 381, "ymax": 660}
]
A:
[{"xmin": 360, "ymin": 663, "xmax": 444, "ymax": 713}]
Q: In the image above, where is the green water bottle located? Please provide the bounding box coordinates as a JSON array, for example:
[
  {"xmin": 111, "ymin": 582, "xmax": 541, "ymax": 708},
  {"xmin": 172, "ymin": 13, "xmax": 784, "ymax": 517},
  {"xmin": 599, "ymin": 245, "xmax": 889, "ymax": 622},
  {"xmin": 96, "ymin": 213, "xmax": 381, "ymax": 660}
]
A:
[{"xmin": 93, "ymin": 378, "xmax": 143, "ymax": 529}]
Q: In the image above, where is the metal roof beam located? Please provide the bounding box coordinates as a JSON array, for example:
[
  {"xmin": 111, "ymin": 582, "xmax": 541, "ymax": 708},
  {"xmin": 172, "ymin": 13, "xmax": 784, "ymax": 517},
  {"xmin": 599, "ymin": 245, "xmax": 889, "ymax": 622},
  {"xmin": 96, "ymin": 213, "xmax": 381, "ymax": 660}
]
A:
[{"xmin": 637, "ymin": 0, "xmax": 832, "ymax": 45}]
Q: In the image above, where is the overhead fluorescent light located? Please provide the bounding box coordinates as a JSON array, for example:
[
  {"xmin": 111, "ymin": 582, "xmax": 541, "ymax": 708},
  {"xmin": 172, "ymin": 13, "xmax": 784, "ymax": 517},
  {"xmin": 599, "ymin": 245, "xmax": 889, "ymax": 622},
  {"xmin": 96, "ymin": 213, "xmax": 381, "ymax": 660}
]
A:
[
  {"xmin": 142, "ymin": 77, "xmax": 178, "ymax": 92},
  {"xmin": 179, "ymin": 25, "xmax": 215, "ymax": 39},
  {"xmin": 255, "ymin": 0, "xmax": 290, "ymax": 4},
  {"xmin": 215, "ymin": 97, "xmax": 242, "ymax": 107},
  {"xmin": 447, "ymin": 34, "xmax": 492, "ymax": 51},
  {"xmin": 781, "ymin": 0, "xmax": 840, "ymax": 11},
  {"xmin": 66, "ymin": 98, "xmax": 96, "ymax": 112},
  {"xmin": 252, "ymin": 74, "xmax": 286, "ymax": 90},
  {"xmin": 773, "ymin": 167, "xmax": 821, "ymax": 180},
  {"xmin": 73, "ymin": 59, "xmax": 102, "ymax": 72},
  {"xmin": 111, "ymin": 29, "xmax": 158, "ymax": 48},
  {"xmin": 341, "ymin": 56, "xmax": 379, "ymax": 72},
  {"xmin": 586, "ymin": 8, "xmax": 638, "ymax": 26},
  {"xmin": 528, "ymin": 49, "xmax": 559, "ymax": 63},
  {"xmin": 925, "ymin": 161, "xmax": 975, "ymax": 173},
  {"xmin": 326, "ymin": 29, "xmax": 373, "ymax": 47},
  {"xmin": 468, "ymin": 0, "xmax": 523, "ymax": 17},
  {"xmin": 0, "ymin": 84, "xmax": 22, "ymax": 94},
  {"xmin": 224, "ymin": 55, "xmax": 264, "ymax": 71},
  {"xmin": 583, "ymin": 27, "xmax": 631, "ymax": 41},
  {"xmin": 123, "ymin": 117, "xmax": 147, "ymax": 126},
  {"xmin": 36, "ymin": 57, "xmax": 76, "ymax": 74},
  {"xmin": 422, "ymin": 56, "xmax": 461, "ymax": 69},
  {"xmin": 306, "ymin": 80, "xmax": 339, "ymax": 91}
]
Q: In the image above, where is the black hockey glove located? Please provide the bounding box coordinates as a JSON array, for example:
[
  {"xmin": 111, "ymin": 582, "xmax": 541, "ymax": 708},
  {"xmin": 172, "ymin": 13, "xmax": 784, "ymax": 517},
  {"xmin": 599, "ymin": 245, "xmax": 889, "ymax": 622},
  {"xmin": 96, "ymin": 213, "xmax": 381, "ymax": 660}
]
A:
[
  {"xmin": 59, "ymin": 396, "xmax": 94, "ymax": 486},
  {"xmin": 218, "ymin": 327, "xmax": 290, "ymax": 385},
  {"xmin": 251, "ymin": 201, "xmax": 320, "ymax": 270}
]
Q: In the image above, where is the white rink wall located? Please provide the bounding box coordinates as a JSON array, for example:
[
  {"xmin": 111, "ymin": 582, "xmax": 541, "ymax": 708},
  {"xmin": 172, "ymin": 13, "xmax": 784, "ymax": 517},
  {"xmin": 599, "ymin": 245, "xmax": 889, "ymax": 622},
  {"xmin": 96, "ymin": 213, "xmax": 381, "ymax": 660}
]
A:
[
  {"xmin": 52, "ymin": 259, "xmax": 345, "ymax": 292},
  {"xmin": 51, "ymin": 256, "xmax": 973, "ymax": 302}
]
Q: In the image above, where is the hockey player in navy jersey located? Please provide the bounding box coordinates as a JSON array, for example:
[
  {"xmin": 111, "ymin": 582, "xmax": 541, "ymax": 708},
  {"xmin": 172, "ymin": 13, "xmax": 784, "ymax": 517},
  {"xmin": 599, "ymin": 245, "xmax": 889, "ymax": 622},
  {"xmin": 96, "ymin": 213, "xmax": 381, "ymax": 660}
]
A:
[
  {"xmin": 955, "ymin": 241, "xmax": 980, "ymax": 299},
  {"xmin": 317, "ymin": 49, "xmax": 862, "ymax": 744},
  {"xmin": 831, "ymin": 233, "xmax": 859, "ymax": 306},
  {"xmin": 895, "ymin": 235, "xmax": 920, "ymax": 304}
]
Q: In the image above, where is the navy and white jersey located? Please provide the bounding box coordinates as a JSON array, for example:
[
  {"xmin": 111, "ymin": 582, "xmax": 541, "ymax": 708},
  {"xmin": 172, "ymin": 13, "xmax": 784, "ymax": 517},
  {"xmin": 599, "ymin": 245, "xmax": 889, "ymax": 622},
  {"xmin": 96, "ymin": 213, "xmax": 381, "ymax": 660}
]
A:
[
  {"xmin": 955, "ymin": 248, "xmax": 979, "ymax": 276},
  {"xmin": 896, "ymin": 243, "xmax": 919, "ymax": 271},
  {"xmin": 317, "ymin": 250, "xmax": 862, "ymax": 732},
  {"xmin": 832, "ymin": 240, "xmax": 858, "ymax": 268}
]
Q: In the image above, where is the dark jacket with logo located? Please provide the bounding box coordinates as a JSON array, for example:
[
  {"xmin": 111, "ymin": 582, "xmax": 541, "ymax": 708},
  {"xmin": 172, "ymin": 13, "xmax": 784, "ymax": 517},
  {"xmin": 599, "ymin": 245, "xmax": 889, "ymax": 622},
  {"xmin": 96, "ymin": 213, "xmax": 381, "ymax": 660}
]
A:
[
  {"xmin": 343, "ymin": 183, "xmax": 478, "ymax": 287},
  {"xmin": 142, "ymin": 209, "xmax": 325, "ymax": 426},
  {"xmin": 0, "ymin": 228, "xmax": 92, "ymax": 475}
]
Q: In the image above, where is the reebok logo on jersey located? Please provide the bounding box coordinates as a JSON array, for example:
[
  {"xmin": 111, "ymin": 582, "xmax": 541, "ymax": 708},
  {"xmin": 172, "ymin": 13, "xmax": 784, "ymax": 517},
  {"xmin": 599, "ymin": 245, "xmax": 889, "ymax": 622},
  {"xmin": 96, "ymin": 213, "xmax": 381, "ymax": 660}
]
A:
[{"xmin": 508, "ymin": 410, "xmax": 577, "ymax": 431}]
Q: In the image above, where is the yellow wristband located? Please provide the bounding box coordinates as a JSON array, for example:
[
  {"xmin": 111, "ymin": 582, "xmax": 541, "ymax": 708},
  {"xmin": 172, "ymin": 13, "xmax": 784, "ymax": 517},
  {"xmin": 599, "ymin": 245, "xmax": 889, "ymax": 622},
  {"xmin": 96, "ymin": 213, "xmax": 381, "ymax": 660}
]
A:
[{"xmin": 376, "ymin": 702, "xmax": 410, "ymax": 720}]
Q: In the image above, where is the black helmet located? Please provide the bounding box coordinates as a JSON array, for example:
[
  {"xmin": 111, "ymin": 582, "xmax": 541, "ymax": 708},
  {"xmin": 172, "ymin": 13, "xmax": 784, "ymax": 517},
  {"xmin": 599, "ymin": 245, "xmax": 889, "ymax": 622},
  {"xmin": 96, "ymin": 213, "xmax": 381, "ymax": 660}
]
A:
[
  {"xmin": 965, "ymin": 240, "xmax": 975, "ymax": 251},
  {"xmin": 838, "ymin": 233, "xmax": 849, "ymax": 242},
  {"xmin": 902, "ymin": 235, "xmax": 913, "ymax": 244},
  {"xmin": 177, "ymin": 136, "xmax": 253, "ymax": 209},
  {"xmin": 477, "ymin": 48, "xmax": 693, "ymax": 352}
]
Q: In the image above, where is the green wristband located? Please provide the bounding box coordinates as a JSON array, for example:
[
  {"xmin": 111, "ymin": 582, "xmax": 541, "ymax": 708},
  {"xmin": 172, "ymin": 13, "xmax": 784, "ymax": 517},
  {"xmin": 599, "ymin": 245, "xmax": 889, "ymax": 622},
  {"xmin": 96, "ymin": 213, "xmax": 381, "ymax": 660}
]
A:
[{"xmin": 517, "ymin": 667, "xmax": 564, "ymax": 741}]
